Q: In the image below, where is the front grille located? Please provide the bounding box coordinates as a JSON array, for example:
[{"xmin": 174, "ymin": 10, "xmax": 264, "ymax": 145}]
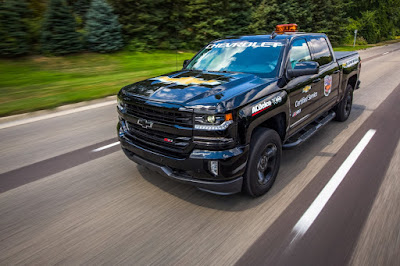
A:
[
  {"xmin": 122, "ymin": 102, "xmax": 193, "ymax": 158},
  {"xmin": 126, "ymin": 103, "xmax": 193, "ymax": 127},
  {"xmin": 125, "ymin": 122, "xmax": 191, "ymax": 158}
]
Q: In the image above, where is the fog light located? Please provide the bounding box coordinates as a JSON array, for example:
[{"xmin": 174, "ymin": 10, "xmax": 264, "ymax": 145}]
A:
[
  {"xmin": 209, "ymin": 161, "xmax": 218, "ymax": 176},
  {"xmin": 206, "ymin": 115, "xmax": 216, "ymax": 123}
]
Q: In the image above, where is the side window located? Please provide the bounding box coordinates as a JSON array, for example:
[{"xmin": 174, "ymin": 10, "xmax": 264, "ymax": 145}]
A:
[
  {"xmin": 310, "ymin": 37, "xmax": 333, "ymax": 66},
  {"xmin": 289, "ymin": 38, "xmax": 311, "ymax": 69}
]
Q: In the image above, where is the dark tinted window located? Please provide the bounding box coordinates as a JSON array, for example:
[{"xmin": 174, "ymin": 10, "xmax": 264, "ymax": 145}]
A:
[{"xmin": 310, "ymin": 37, "xmax": 332, "ymax": 66}]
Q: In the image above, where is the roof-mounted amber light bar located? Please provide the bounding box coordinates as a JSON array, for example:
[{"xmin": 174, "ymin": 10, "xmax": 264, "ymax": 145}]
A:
[{"xmin": 275, "ymin": 23, "xmax": 298, "ymax": 34}]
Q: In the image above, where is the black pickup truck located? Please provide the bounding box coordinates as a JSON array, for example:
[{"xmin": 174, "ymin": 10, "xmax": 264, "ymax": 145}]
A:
[{"xmin": 117, "ymin": 24, "xmax": 361, "ymax": 197}]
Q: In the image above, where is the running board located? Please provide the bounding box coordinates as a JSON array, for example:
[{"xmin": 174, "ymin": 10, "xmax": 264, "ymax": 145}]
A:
[{"xmin": 283, "ymin": 111, "xmax": 336, "ymax": 149}]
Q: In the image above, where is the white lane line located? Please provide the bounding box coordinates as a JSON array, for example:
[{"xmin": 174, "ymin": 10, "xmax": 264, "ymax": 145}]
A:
[
  {"xmin": 92, "ymin": 141, "xmax": 120, "ymax": 152},
  {"xmin": 290, "ymin": 129, "xmax": 376, "ymax": 245},
  {"xmin": 0, "ymin": 100, "xmax": 116, "ymax": 130},
  {"xmin": 382, "ymin": 52, "xmax": 389, "ymax": 55}
]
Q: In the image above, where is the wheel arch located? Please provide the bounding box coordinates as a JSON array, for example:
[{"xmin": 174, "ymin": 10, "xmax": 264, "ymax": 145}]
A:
[
  {"xmin": 347, "ymin": 74, "xmax": 358, "ymax": 90},
  {"xmin": 246, "ymin": 112, "xmax": 287, "ymax": 145}
]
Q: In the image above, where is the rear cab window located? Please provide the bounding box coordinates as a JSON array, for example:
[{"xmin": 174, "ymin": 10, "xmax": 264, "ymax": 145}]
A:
[{"xmin": 309, "ymin": 36, "xmax": 333, "ymax": 66}]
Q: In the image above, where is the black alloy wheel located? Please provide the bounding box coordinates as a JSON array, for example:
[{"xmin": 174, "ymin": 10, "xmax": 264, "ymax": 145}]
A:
[
  {"xmin": 257, "ymin": 143, "xmax": 278, "ymax": 186},
  {"xmin": 244, "ymin": 128, "xmax": 282, "ymax": 197},
  {"xmin": 334, "ymin": 84, "xmax": 354, "ymax": 122}
]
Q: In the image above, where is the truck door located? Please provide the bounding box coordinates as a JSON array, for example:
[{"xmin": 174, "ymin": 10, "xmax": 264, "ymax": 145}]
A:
[
  {"xmin": 286, "ymin": 38, "xmax": 318, "ymax": 132},
  {"xmin": 308, "ymin": 36, "xmax": 340, "ymax": 112}
]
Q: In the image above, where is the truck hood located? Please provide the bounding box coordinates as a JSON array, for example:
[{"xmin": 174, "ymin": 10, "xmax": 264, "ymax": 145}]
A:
[{"xmin": 121, "ymin": 70, "xmax": 274, "ymax": 109}]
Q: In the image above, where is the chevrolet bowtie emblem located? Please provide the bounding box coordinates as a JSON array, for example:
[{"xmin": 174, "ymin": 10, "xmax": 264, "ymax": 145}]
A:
[
  {"xmin": 137, "ymin": 118, "xmax": 153, "ymax": 129},
  {"xmin": 151, "ymin": 76, "xmax": 221, "ymax": 86}
]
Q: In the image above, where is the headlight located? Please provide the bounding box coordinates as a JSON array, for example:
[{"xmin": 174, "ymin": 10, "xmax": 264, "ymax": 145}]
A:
[
  {"xmin": 194, "ymin": 113, "xmax": 233, "ymax": 130},
  {"xmin": 117, "ymin": 97, "xmax": 126, "ymax": 111}
]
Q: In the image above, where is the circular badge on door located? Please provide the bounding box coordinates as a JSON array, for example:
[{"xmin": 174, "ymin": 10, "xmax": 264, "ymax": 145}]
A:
[{"xmin": 324, "ymin": 75, "xmax": 332, "ymax": 96}]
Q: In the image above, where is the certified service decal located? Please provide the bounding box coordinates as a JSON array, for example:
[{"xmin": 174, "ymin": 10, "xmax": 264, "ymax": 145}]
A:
[
  {"xmin": 151, "ymin": 76, "xmax": 221, "ymax": 86},
  {"xmin": 295, "ymin": 92, "xmax": 317, "ymax": 107},
  {"xmin": 251, "ymin": 96, "xmax": 282, "ymax": 116},
  {"xmin": 324, "ymin": 75, "xmax": 332, "ymax": 96}
]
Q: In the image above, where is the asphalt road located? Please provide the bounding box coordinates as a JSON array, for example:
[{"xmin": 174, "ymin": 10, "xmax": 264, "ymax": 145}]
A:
[{"xmin": 1, "ymin": 43, "xmax": 400, "ymax": 265}]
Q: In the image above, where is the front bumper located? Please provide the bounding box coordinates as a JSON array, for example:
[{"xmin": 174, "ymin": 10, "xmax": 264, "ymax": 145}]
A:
[{"xmin": 119, "ymin": 129, "xmax": 248, "ymax": 195}]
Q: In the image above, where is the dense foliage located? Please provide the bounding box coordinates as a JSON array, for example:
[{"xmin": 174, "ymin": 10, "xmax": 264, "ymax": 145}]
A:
[
  {"xmin": 0, "ymin": 0, "xmax": 31, "ymax": 56},
  {"xmin": 85, "ymin": 0, "xmax": 123, "ymax": 52},
  {"xmin": 1, "ymin": 0, "xmax": 399, "ymax": 56},
  {"xmin": 40, "ymin": 0, "xmax": 82, "ymax": 55}
]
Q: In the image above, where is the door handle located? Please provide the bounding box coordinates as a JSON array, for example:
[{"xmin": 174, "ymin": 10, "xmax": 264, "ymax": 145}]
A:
[{"xmin": 312, "ymin": 78, "xmax": 321, "ymax": 83}]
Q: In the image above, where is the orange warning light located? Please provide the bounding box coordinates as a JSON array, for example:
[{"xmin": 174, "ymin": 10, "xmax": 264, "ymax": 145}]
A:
[
  {"xmin": 275, "ymin": 24, "xmax": 298, "ymax": 34},
  {"xmin": 225, "ymin": 113, "xmax": 233, "ymax": 121}
]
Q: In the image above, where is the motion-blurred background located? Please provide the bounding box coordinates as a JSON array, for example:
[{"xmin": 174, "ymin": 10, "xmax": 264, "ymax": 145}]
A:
[{"xmin": 1, "ymin": 0, "xmax": 399, "ymax": 117}]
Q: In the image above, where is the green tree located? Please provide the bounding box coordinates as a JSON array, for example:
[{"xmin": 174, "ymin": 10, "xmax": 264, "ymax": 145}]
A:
[
  {"xmin": 72, "ymin": 0, "xmax": 91, "ymax": 18},
  {"xmin": 112, "ymin": 0, "xmax": 168, "ymax": 49},
  {"xmin": 279, "ymin": 0, "xmax": 313, "ymax": 32},
  {"xmin": 347, "ymin": 0, "xmax": 400, "ymax": 42},
  {"xmin": 40, "ymin": 0, "xmax": 82, "ymax": 55},
  {"xmin": 249, "ymin": 0, "xmax": 348, "ymax": 44},
  {"xmin": 68, "ymin": 0, "xmax": 91, "ymax": 28},
  {"xmin": 249, "ymin": 0, "xmax": 285, "ymax": 34},
  {"xmin": 0, "ymin": 0, "xmax": 31, "ymax": 56},
  {"xmin": 85, "ymin": 0, "xmax": 123, "ymax": 52},
  {"xmin": 309, "ymin": 0, "xmax": 348, "ymax": 44},
  {"xmin": 183, "ymin": 0, "xmax": 252, "ymax": 49},
  {"xmin": 27, "ymin": 0, "xmax": 47, "ymax": 52}
]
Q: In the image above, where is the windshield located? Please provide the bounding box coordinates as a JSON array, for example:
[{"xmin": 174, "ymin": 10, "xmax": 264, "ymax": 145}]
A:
[{"xmin": 186, "ymin": 40, "xmax": 284, "ymax": 78}]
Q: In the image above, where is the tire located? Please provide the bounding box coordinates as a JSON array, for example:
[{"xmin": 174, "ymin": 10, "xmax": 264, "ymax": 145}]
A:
[
  {"xmin": 334, "ymin": 84, "xmax": 353, "ymax": 122},
  {"xmin": 243, "ymin": 128, "xmax": 282, "ymax": 197}
]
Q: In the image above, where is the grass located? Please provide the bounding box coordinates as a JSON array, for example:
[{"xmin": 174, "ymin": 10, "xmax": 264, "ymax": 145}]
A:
[
  {"xmin": 333, "ymin": 45, "xmax": 371, "ymax": 51},
  {"xmin": 0, "ymin": 50, "xmax": 195, "ymax": 117}
]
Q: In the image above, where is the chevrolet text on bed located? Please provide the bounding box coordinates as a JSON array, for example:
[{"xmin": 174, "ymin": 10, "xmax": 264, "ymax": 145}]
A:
[{"xmin": 117, "ymin": 24, "xmax": 361, "ymax": 197}]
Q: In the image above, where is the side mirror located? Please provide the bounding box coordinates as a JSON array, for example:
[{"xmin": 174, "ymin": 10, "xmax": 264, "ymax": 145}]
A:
[
  {"xmin": 183, "ymin": 59, "xmax": 190, "ymax": 68},
  {"xmin": 287, "ymin": 61, "xmax": 319, "ymax": 79}
]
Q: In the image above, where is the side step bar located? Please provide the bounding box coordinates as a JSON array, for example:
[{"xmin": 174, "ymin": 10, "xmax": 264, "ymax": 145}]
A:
[{"xmin": 283, "ymin": 111, "xmax": 336, "ymax": 149}]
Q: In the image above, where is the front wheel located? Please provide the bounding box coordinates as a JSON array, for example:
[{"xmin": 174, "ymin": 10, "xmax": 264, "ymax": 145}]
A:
[
  {"xmin": 243, "ymin": 128, "xmax": 282, "ymax": 197},
  {"xmin": 334, "ymin": 84, "xmax": 353, "ymax": 122}
]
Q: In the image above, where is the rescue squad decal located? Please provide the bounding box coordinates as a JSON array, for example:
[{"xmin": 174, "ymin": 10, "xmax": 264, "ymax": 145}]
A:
[
  {"xmin": 295, "ymin": 92, "xmax": 318, "ymax": 107},
  {"xmin": 151, "ymin": 76, "xmax": 221, "ymax": 86},
  {"xmin": 324, "ymin": 75, "xmax": 332, "ymax": 96},
  {"xmin": 206, "ymin": 42, "xmax": 283, "ymax": 49},
  {"xmin": 251, "ymin": 96, "xmax": 282, "ymax": 116}
]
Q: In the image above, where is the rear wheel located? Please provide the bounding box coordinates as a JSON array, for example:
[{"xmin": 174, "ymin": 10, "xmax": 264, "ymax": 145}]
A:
[
  {"xmin": 244, "ymin": 128, "xmax": 282, "ymax": 197},
  {"xmin": 334, "ymin": 84, "xmax": 353, "ymax": 122}
]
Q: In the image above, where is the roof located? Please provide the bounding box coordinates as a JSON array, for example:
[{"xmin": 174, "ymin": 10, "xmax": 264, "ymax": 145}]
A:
[{"xmin": 219, "ymin": 32, "xmax": 327, "ymax": 42}]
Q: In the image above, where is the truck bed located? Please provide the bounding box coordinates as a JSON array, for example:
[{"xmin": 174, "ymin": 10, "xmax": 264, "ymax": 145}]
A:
[{"xmin": 334, "ymin": 51, "xmax": 358, "ymax": 61}]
